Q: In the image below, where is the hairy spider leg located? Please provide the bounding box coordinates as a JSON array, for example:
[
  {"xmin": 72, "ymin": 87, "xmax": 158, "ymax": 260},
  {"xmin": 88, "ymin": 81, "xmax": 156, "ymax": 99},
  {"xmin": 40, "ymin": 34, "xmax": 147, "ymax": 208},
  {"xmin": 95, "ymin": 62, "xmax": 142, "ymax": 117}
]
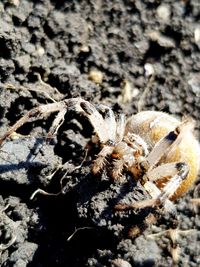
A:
[
  {"xmin": 115, "ymin": 119, "xmax": 193, "ymax": 210},
  {"xmin": 145, "ymin": 118, "xmax": 195, "ymax": 169},
  {"xmin": 79, "ymin": 101, "xmax": 128, "ymax": 175},
  {"xmin": 0, "ymin": 97, "xmax": 114, "ymax": 146},
  {"xmin": 0, "ymin": 101, "xmax": 68, "ymax": 145}
]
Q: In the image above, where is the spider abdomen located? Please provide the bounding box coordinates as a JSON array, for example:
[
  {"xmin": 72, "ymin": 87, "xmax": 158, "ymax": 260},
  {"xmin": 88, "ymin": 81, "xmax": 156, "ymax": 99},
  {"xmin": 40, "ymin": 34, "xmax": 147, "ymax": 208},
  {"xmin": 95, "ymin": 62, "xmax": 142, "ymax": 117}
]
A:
[{"xmin": 125, "ymin": 111, "xmax": 200, "ymax": 200}]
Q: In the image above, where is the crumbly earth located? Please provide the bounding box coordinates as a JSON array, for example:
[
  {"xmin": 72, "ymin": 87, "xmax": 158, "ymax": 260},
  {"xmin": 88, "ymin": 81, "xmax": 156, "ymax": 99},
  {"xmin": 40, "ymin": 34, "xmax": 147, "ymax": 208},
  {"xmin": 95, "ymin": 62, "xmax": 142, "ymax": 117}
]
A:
[{"xmin": 0, "ymin": 0, "xmax": 200, "ymax": 267}]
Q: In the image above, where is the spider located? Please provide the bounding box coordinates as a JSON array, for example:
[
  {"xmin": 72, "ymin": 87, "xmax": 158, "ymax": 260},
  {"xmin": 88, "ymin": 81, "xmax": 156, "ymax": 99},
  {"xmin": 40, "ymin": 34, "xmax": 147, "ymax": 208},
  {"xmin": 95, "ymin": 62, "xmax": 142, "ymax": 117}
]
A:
[{"xmin": 0, "ymin": 97, "xmax": 199, "ymax": 263}]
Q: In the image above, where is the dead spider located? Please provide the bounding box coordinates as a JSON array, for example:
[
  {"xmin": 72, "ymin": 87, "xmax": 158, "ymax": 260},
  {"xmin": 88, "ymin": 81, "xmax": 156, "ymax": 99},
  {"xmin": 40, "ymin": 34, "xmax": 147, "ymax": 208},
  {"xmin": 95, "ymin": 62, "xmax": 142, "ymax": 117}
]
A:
[{"xmin": 0, "ymin": 97, "xmax": 199, "ymax": 263}]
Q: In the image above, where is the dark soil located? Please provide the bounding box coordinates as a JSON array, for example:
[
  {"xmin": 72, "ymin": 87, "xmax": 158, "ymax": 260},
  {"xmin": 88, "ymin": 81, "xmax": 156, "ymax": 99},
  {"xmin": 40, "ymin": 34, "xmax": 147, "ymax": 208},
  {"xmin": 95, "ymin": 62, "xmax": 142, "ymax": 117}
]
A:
[{"xmin": 0, "ymin": 0, "xmax": 200, "ymax": 266}]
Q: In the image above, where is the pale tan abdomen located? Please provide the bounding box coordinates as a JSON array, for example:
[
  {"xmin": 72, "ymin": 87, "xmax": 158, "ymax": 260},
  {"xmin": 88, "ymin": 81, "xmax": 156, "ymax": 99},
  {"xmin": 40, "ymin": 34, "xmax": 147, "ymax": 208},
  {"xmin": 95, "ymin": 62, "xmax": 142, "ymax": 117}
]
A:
[{"xmin": 126, "ymin": 111, "xmax": 200, "ymax": 200}]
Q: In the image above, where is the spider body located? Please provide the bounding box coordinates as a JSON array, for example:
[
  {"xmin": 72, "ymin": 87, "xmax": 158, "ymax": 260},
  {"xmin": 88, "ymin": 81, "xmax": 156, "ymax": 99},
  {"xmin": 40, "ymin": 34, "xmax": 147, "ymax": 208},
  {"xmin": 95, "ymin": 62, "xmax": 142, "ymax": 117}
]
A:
[{"xmin": 86, "ymin": 105, "xmax": 199, "ymax": 204}]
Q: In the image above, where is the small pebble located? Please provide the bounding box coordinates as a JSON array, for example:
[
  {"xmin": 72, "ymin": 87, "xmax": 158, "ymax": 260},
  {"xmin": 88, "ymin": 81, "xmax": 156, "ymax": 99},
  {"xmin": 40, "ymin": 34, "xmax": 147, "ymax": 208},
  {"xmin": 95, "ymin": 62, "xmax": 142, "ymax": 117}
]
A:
[
  {"xmin": 88, "ymin": 69, "xmax": 103, "ymax": 84},
  {"xmin": 157, "ymin": 4, "xmax": 171, "ymax": 22},
  {"xmin": 144, "ymin": 63, "xmax": 154, "ymax": 77},
  {"xmin": 194, "ymin": 27, "xmax": 200, "ymax": 46},
  {"xmin": 111, "ymin": 258, "xmax": 132, "ymax": 267}
]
